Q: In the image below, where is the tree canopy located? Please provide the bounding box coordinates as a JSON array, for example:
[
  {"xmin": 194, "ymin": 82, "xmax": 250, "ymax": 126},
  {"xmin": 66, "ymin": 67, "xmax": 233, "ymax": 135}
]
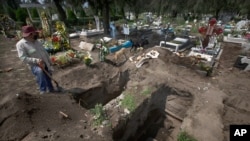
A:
[{"xmin": 1, "ymin": 0, "xmax": 250, "ymax": 34}]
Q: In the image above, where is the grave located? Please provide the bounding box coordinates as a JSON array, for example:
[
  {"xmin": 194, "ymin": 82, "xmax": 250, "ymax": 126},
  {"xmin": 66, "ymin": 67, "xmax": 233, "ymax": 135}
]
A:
[
  {"xmin": 80, "ymin": 2, "xmax": 104, "ymax": 39},
  {"xmin": 188, "ymin": 51, "xmax": 213, "ymax": 62},
  {"xmin": 191, "ymin": 39, "xmax": 221, "ymax": 56},
  {"xmin": 223, "ymin": 35, "xmax": 247, "ymax": 44},
  {"xmin": 159, "ymin": 37, "xmax": 191, "ymax": 52},
  {"xmin": 234, "ymin": 55, "xmax": 249, "ymax": 70},
  {"xmin": 78, "ymin": 41, "xmax": 94, "ymax": 51},
  {"xmin": 80, "ymin": 29, "xmax": 104, "ymax": 37}
]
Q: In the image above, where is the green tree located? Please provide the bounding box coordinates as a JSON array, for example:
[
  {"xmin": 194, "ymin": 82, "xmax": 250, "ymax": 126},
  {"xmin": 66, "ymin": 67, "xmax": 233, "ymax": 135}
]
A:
[
  {"xmin": 31, "ymin": 8, "xmax": 39, "ymax": 19},
  {"xmin": 16, "ymin": 8, "xmax": 28, "ymax": 23},
  {"xmin": 67, "ymin": 9, "xmax": 77, "ymax": 25},
  {"xmin": 53, "ymin": 0, "xmax": 67, "ymax": 22},
  {"xmin": 7, "ymin": 7, "xmax": 17, "ymax": 21},
  {"xmin": 6, "ymin": 0, "xmax": 19, "ymax": 9},
  {"xmin": 85, "ymin": 0, "xmax": 112, "ymax": 35}
]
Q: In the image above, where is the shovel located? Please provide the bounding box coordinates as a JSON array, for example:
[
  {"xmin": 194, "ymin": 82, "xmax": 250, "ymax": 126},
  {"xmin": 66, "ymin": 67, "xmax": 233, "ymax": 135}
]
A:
[{"xmin": 39, "ymin": 64, "xmax": 63, "ymax": 92}]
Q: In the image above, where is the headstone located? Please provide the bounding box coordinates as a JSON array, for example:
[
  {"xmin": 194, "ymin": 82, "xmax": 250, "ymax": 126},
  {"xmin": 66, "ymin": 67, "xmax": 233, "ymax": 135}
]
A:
[
  {"xmin": 94, "ymin": 16, "xmax": 100, "ymax": 31},
  {"xmin": 79, "ymin": 41, "xmax": 94, "ymax": 51},
  {"xmin": 110, "ymin": 22, "xmax": 116, "ymax": 38},
  {"xmin": 123, "ymin": 23, "xmax": 129, "ymax": 39}
]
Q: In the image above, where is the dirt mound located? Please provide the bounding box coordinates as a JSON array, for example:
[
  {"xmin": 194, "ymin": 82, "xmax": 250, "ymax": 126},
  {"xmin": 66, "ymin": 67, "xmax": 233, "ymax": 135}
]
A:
[
  {"xmin": 0, "ymin": 92, "xmax": 109, "ymax": 141},
  {"xmin": 145, "ymin": 47, "xmax": 193, "ymax": 65}
]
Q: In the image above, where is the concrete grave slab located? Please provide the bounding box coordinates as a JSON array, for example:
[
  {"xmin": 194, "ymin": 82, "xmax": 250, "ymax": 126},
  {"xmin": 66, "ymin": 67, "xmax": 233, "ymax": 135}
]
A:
[
  {"xmin": 80, "ymin": 29, "xmax": 104, "ymax": 37},
  {"xmin": 79, "ymin": 41, "xmax": 94, "ymax": 51},
  {"xmin": 159, "ymin": 37, "xmax": 191, "ymax": 52},
  {"xmin": 188, "ymin": 51, "xmax": 213, "ymax": 62},
  {"xmin": 223, "ymin": 36, "xmax": 247, "ymax": 44}
]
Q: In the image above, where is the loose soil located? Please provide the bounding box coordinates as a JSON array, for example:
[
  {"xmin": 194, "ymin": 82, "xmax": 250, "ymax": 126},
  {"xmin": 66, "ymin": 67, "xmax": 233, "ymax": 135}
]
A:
[{"xmin": 0, "ymin": 32, "xmax": 250, "ymax": 141}]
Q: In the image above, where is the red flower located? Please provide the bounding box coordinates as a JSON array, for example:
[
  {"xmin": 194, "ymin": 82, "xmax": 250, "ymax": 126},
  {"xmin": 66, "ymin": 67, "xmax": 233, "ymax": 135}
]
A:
[
  {"xmin": 51, "ymin": 56, "xmax": 57, "ymax": 63},
  {"xmin": 214, "ymin": 27, "xmax": 223, "ymax": 35},
  {"xmin": 209, "ymin": 18, "xmax": 217, "ymax": 26},
  {"xmin": 52, "ymin": 36, "xmax": 59, "ymax": 42},
  {"xmin": 199, "ymin": 26, "xmax": 207, "ymax": 34}
]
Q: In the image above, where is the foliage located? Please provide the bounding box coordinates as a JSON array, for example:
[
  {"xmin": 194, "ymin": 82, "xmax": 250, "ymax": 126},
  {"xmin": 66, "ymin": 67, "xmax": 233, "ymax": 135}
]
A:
[
  {"xmin": 2, "ymin": 0, "xmax": 250, "ymax": 33},
  {"xmin": 84, "ymin": 57, "xmax": 92, "ymax": 66},
  {"xmin": 67, "ymin": 9, "xmax": 78, "ymax": 25},
  {"xmin": 121, "ymin": 94, "xmax": 136, "ymax": 111},
  {"xmin": 199, "ymin": 62, "xmax": 213, "ymax": 77},
  {"xmin": 31, "ymin": 8, "xmax": 39, "ymax": 19},
  {"xmin": 190, "ymin": 25, "xmax": 199, "ymax": 34},
  {"xmin": 141, "ymin": 87, "xmax": 152, "ymax": 96},
  {"xmin": 7, "ymin": 6, "xmax": 16, "ymax": 21},
  {"xmin": 78, "ymin": 9, "xmax": 86, "ymax": 18},
  {"xmin": 15, "ymin": 8, "xmax": 28, "ymax": 23},
  {"xmin": 54, "ymin": 54, "xmax": 70, "ymax": 66},
  {"xmin": 177, "ymin": 131, "xmax": 197, "ymax": 141},
  {"xmin": 217, "ymin": 34, "xmax": 224, "ymax": 42},
  {"xmin": 49, "ymin": 49, "xmax": 90, "ymax": 67},
  {"xmin": 90, "ymin": 103, "xmax": 106, "ymax": 126},
  {"xmin": 54, "ymin": 21, "xmax": 70, "ymax": 50},
  {"xmin": 0, "ymin": 6, "xmax": 4, "ymax": 15}
]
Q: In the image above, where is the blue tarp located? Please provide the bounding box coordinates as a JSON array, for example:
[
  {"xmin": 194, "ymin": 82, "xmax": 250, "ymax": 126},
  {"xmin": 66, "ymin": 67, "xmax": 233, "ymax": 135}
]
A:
[{"xmin": 109, "ymin": 40, "xmax": 133, "ymax": 53}]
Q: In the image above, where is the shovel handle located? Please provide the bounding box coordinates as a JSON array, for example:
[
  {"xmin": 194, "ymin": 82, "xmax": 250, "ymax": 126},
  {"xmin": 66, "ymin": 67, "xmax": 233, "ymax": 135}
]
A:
[{"xmin": 38, "ymin": 64, "xmax": 59, "ymax": 87}]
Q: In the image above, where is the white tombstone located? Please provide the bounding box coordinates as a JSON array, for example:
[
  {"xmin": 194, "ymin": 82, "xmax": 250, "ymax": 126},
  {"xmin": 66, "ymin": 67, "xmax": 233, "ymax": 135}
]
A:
[
  {"xmin": 94, "ymin": 16, "xmax": 100, "ymax": 31},
  {"xmin": 123, "ymin": 24, "xmax": 129, "ymax": 35},
  {"xmin": 79, "ymin": 41, "xmax": 94, "ymax": 51}
]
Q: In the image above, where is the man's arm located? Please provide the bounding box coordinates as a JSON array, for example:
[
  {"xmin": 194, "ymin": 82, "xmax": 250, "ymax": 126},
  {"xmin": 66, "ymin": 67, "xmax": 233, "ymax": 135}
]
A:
[{"xmin": 16, "ymin": 42, "xmax": 40, "ymax": 65}]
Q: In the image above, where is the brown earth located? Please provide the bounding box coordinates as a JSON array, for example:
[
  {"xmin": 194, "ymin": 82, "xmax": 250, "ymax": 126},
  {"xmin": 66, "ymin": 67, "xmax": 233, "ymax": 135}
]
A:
[{"xmin": 0, "ymin": 33, "xmax": 250, "ymax": 141}]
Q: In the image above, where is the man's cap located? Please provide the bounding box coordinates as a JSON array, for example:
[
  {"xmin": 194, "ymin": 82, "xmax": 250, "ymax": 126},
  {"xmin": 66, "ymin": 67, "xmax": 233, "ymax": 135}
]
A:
[{"xmin": 22, "ymin": 25, "xmax": 38, "ymax": 37}]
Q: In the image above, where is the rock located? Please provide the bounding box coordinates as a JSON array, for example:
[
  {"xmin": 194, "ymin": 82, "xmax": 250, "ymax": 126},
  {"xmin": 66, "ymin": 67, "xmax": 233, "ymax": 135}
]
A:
[{"xmin": 102, "ymin": 120, "xmax": 109, "ymax": 125}]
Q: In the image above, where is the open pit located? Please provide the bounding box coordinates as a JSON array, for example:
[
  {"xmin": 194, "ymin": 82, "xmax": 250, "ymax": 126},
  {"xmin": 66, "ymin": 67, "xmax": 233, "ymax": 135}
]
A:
[
  {"xmin": 55, "ymin": 59, "xmax": 194, "ymax": 141},
  {"xmin": 111, "ymin": 85, "xmax": 193, "ymax": 141}
]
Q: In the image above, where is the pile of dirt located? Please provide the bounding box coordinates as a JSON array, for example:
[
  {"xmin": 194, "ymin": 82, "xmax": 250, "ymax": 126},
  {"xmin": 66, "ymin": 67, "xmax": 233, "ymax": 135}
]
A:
[{"xmin": 0, "ymin": 91, "xmax": 112, "ymax": 141}]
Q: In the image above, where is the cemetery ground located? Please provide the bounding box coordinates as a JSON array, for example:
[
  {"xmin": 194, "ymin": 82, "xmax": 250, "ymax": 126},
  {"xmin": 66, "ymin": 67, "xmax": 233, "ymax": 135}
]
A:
[{"xmin": 0, "ymin": 33, "xmax": 250, "ymax": 141}]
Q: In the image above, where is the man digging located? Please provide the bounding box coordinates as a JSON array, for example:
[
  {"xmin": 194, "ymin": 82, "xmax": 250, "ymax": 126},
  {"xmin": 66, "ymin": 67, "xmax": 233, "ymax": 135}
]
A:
[{"xmin": 16, "ymin": 25, "xmax": 57, "ymax": 94}]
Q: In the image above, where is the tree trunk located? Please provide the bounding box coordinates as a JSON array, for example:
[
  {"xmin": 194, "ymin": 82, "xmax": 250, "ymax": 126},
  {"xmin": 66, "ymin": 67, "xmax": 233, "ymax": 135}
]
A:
[
  {"xmin": 53, "ymin": 0, "xmax": 67, "ymax": 22},
  {"xmin": 121, "ymin": 7, "xmax": 126, "ymax": 20},
  {"xmin": 172, "ymin": 10, "xmax": 177, "ymax": 18},
  {"xmin": 102, "ymin": 0, "xmax": 110, "ymax": 35},
  {"xmin": 157, "ymin": 0, "xmax": 163, "ymax": 17},
  {"xmin": 7, "ymin": 0, "xmax": 19, "ymax": 9},
  {"xmin": 135, "ymin": 12, "xmax": 139, "ymax": 21},
  {"xmin": 215, "ymin": 9, "xmax": 220, "ymax": 20}
]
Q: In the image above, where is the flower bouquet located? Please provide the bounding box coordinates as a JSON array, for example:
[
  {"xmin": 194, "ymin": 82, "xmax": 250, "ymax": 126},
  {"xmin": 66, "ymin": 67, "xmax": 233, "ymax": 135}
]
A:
[
  {"xmin": 84, "ymin": 56, "xmax": 92, "ymax": 66},
  {"xmin": 50, "ymin": 50, "xmax": 92, "ymax": 67}
]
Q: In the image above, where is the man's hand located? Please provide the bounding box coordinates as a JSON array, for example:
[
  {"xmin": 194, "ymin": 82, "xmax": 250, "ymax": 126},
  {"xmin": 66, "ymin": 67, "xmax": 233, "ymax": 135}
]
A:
[{"xmin": 37, "ymin": 59, "xmax": 44, "ymax": 68}]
